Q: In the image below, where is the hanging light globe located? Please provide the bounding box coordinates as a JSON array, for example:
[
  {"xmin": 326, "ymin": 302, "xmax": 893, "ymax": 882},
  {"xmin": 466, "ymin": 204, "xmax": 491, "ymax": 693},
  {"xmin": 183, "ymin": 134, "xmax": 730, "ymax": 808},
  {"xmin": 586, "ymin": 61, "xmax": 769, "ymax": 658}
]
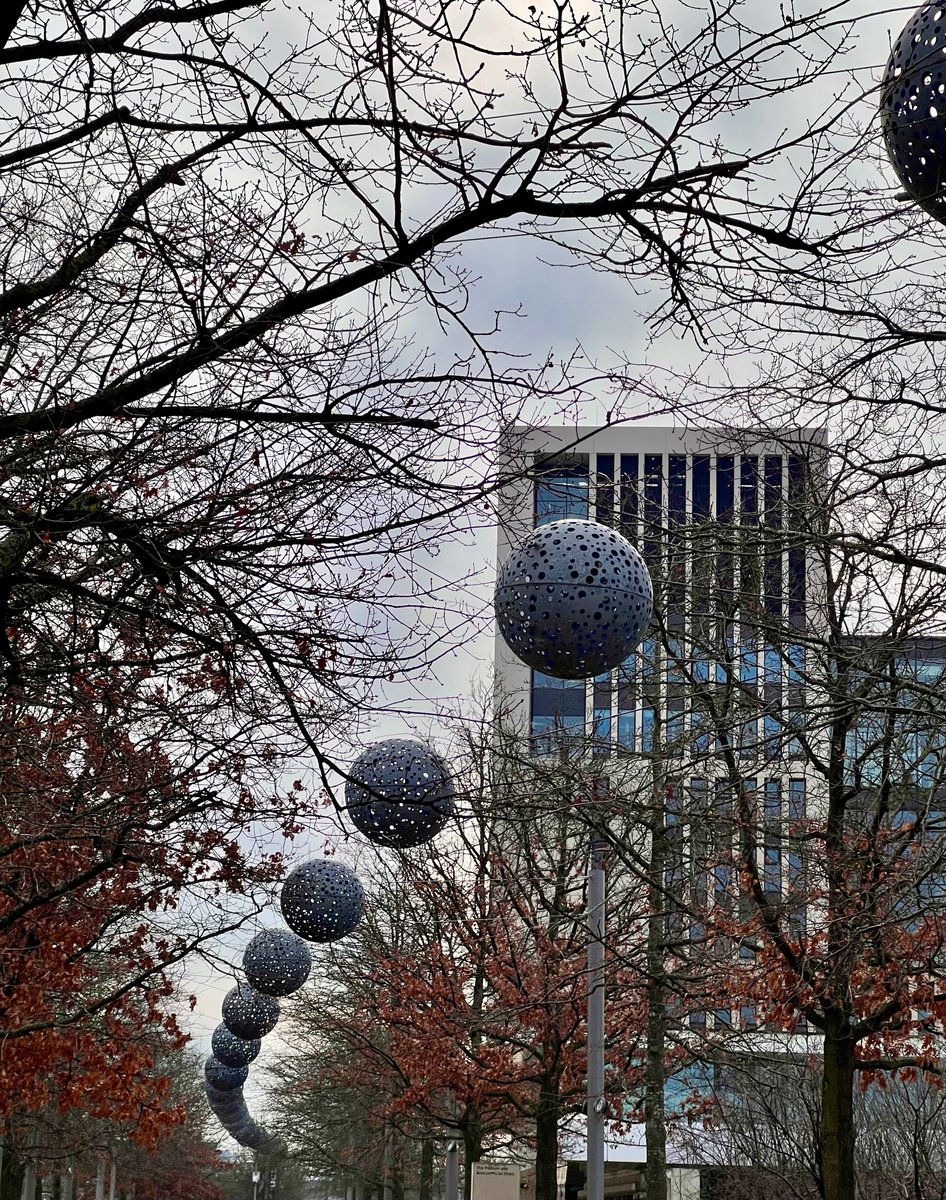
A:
[
  {"xmin": 280, "ymin": 858, "xmax": 365, "ymax": 942},
  {"xmin": 204, "ymin": 1054, "xmax": 248, "ymax": 1092},
  {"xmin": 243, "ymin": 928, "xmax": 312, "ymax": 997},
  {"xmin": 881, "ymin": 4, "xmax": 946, "ymax": 223},
  {"xmin": 221, "ymin": 982, "xmax": 280, "ymax": 1040},
  {"xmin": 494, "ymin": 518, "xmax": 652, "ymax": 679},
  {"xmin": 211, "ymin": 1023, "xmax": 261, "ymax": 1069},
  {"xmin": 345, "ymin": 739, "xmax": 456, "ymax": 848}
]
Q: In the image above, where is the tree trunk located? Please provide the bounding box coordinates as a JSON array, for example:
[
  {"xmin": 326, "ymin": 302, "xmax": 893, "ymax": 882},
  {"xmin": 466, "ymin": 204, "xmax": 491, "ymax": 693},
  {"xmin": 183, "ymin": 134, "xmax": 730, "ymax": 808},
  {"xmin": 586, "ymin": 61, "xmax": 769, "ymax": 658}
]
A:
[
  {"xmin": 820, "ymin": 1018, "xmax": 856, "ymax": 1200},
  {"xmin": 0, "ymin": 1138, "xmax": 20, "ymax": 1200},
  {"xmin": 462, "ymin": 1119, "xmax": 482, "ymax": 1200},
  {"xmin": 534, "ymin": 1077, "xmax": 560, "ymax": 1200},
  {"xmin": 419, "ymin": 1139, "xmax": 434, "ymax": 1200}
]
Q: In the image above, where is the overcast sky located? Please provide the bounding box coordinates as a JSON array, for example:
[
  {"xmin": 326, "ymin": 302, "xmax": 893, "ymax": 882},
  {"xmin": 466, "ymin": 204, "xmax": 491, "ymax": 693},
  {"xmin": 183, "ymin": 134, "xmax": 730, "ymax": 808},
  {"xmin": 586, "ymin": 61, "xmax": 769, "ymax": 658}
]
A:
[{"xmin": 189, "ymin": 0, "xmax": 928, "ymax": 1125}]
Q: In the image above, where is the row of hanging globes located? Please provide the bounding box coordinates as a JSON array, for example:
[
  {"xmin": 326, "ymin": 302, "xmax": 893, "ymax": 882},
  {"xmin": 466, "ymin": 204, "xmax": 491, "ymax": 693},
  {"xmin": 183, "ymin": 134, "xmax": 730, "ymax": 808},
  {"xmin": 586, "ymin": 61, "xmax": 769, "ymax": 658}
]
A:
[
  {"xmin": 204, "ymin": 0, "xmax": 940, "ymax": 1152},
  {"xmin": 205, "ymin": 516, "xmax": 654, "ymax": 1149},
  {"xmin": 203, "ymin": 739, "xmax": 458, "ymax": 1148},
  {"xmin": 203, "ymin": 519, "xmax": 654, "ymax": 1145}
]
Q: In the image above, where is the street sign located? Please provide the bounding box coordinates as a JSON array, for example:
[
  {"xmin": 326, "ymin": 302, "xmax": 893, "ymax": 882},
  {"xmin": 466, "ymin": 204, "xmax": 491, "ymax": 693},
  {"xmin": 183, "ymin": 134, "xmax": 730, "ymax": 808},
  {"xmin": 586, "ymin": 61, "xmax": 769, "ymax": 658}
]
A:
[{"xmin": 471, "ymin": 1163, "xmax": 520, "ymax": 1200}]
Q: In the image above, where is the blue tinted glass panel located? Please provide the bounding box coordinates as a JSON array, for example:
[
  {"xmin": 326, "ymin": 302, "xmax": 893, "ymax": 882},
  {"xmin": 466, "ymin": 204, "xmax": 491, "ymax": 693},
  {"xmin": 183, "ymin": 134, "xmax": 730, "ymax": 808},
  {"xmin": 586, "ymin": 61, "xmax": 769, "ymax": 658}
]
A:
[
  {"xmin": 596, "ymin": 453, "xmax": 615, "ymax": 526},
  {"xmin": 668, "ymin": 456, "xmax": 686, "ymax": 526},
  {"xmin": 641, "ymin": 705, "xmax": 655, "ymax": 752},
  {"xmin": 717, "ymin": 456, "xmax": 734, "ymax": 522},
  {"xmin": 740, "ymin": 456, "xmax": 758, "ymax": 524},
  {"xmin": 764, "ymin": 457, "xmax": 783, "ymax": 527},
  {"xmin": 644, "ymin": 454, "xmax": 662, "ymax": 560},
  {"xmin": 534, "ymin": 463, "xmax": 589, "ymax": 526},
  {"xmin": 693, "ymin": 455, "xmax": 710, "ymax": 520},
  {"xmin": 620, "ymin": 454, "xmax": 639, "ymax": 537},
  {"xmin": 531, "ymin": 671, "xmax": 585, "ymax": 747}
]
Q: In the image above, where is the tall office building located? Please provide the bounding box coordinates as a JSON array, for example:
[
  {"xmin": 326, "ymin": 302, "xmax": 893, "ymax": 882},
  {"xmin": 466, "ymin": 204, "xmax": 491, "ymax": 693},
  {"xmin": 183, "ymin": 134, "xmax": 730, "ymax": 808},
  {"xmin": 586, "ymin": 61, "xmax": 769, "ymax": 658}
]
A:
[
  {"xmin": 493, "ymin": 424, "xmax": 946, "ymax": 1196},
  {"xmin": 495, "ymin": 422, "xmax": 816, "ymax": 777}
]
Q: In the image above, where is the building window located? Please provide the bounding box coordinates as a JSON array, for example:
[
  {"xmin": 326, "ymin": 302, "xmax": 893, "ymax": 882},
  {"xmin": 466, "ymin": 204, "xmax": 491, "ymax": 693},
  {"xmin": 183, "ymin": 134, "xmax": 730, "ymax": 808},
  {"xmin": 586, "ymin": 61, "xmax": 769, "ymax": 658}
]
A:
[
  {"xmin": 617, "ymin": 654, "xmax": 636, "ymax": 752},
  {"xmin": 592, "ymin": 670, "xmax": 611, "ymax": 758},
  {"xmin": 763, "ymin": 779, "xmax": 782, "ymax": 894},
  {"xmin": 644, "ymin": 453, "xmax": 663, "ymax": 562},
  {"xmin": 620, "ymin": 454, "xmax": 639, "ymax": 539},
  {"xmin": 788, "ymin": 777, "xmax": 806, "ymax": 937},
  {"xmin": 716, "ymin": 456, "xmax": 735, "ymax": 522},
  {"xmin": 530, "ymin": 670, "xmax": 585, "ymax": 753},
  {"xmin": 595, "ymin": 453, "xmax": 615, "ymax": 526},
  {"xmin": 534, "ymin": 458, "xmax": 589, "ymax": 526}
]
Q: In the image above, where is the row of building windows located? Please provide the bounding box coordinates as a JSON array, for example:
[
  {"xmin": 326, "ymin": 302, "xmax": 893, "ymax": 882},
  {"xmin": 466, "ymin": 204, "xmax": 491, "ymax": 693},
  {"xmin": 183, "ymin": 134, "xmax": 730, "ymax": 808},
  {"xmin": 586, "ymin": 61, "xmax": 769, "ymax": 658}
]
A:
[
  {"xmin": 531, "ymin": 641, "xmax": 807, "ymax": 762},
  {"xmin": 535, "ymin": 451, "xmax": 807, "ymax": 630}
]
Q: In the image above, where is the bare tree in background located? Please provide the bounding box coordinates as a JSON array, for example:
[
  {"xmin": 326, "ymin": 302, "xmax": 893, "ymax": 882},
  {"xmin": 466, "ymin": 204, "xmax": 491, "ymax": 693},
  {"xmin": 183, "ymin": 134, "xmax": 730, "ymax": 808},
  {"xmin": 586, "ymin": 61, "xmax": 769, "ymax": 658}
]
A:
[
  {"xmin": 612, "ymin": 420, "xmax": 946, "ymax": 1200},
  {"xmin": 0, "ymin": 0, "xmax": 916, "ymax": 1144}
]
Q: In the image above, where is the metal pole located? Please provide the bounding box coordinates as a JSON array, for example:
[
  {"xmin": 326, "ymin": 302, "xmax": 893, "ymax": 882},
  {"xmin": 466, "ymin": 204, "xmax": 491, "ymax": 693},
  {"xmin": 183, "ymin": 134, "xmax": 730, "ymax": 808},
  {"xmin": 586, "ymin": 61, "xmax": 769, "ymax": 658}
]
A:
[
  {"xmin": 586, "ymin": 836, "xmax": 607, "ymax": 1200},
  {"xmin": 108, "ymin": 1163, "xmax": 116, "ymax": 1200},
  {"xmin": 382, "ymin": 1126, "xmax": 393, "ymax": 1200},
  {"xmin": 445, "ymin": 1134, "xmax": 459, "ymax": 1200},
  {"xmin": 94, "ymin": 1163, "xmax": 105, "ymax": 1200}
]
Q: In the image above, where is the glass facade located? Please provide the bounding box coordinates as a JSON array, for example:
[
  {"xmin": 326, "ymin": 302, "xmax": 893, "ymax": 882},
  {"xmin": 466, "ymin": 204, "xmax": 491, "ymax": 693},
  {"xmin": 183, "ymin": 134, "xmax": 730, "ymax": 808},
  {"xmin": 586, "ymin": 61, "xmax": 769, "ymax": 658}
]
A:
[
  {"xmin": 534, "ymin": 458, "xmax": 589, "ymax": 526},
  {"xmin": 527, "ymin": 449, "xmax": 811, "ymax": 759}
]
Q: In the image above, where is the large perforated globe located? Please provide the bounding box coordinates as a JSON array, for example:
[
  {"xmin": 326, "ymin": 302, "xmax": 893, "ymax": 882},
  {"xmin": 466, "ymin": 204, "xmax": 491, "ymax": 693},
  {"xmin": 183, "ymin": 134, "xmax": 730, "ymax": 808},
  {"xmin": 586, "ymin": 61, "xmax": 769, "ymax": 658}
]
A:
[
  {"xmin": 495, "ymin": 519, "xmax": 653, "ymax": 679},
  {"xmin": 881, "ymin": 5, "xmax": 946, "ymax": 222},
  {"xmin": 211, "ymin": 1023, "xmax": 261, "ymax": 1069},
  {"xmin": 204, "ymin": 1054, "xmax": 248, "ymax": 1091},
  {"xmin": 280, "ymin": 859, "xmax": 365, "ymax": 942},
  {"xmin": 243, "ymin": 928, "xmax": 312, "ymax": 997},
  {"xmin": 345, "ymin": 739, "xmax": 456, "ymax": 848},
  {"xmin": 221, "ymin": 982, "xmax": 280, "ymax": 1040}
]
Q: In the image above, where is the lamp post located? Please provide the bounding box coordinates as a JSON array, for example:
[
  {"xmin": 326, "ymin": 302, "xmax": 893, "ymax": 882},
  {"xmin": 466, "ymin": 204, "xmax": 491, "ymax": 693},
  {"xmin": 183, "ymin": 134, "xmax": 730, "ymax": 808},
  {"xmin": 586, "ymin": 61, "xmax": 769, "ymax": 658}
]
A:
[
  {"xmin": 494, "ymin": 517, "xmax": 654, "ymax": 1200},
  {"xmin": 585, "ymin": 836, "xmax": 608, "ymax": 1200},
  {"xmin": 445, "ymin": 1135, "xmax": 460, "ymax": 1200}
]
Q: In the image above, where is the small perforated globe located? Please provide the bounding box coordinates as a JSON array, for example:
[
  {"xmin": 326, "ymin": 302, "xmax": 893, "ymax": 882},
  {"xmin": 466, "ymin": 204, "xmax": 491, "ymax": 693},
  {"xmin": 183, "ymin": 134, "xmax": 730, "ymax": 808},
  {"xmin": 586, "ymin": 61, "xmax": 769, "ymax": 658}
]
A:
[
  {"xmin": 243, "ymin": 928, "xmax": 312, "ymax": 996},
  {"xmin": 345, "ymin": 739, "xmax": 456, "ymax": 848},
  {"xmin": 241, "ymin": 1127, "xmax": 287, "ymax": 1155},
  {"xmin": 205, "ymin": 1082, "xmax": 250, "ymax": 1123},
  {"xmin": 280, "ymin": 858, "xmax": 365, "ymax": 942},
  {"xmin": 211, "ymin": 1023, "xmax": 261, "ymax": 1068},
  {"xmin": 494, "ymin": 519, "xmax": 653, "ymax": 679},
  {"xmin": 221, "ymin": 982, "xmax": 280, "ymax": 1040},
  {"xmin": 205, "ymin": 1082, "xmax": 285, "ymax": 1152},
  {"xmin": 204, "ymin": 1054, "xmax": 248, "ymax": 1091},
  {"xmin": 881, "ymin": 5, "xmax": 946, "ymax": 222}
]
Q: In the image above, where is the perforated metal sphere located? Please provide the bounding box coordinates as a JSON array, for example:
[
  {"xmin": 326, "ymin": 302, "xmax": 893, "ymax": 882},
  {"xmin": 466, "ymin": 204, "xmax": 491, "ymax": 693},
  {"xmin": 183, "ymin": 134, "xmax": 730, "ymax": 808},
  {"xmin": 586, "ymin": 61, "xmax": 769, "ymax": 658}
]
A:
[
  {"xmin": 280, "ymin": 858, "xmax": 365, "ymax": 942},
  {"xmin": 243, "ymin": 928, "xmax": 312, "ymax": 997},
  {"xmin": 345, "ymin": 739, "xmax": 456, "ymax": 848},
  {"xmin": 204, "ymin": 1054, "xmax": 248, "ymax": 1091},
  {"xmin": 221, "ymin": 982, "xmax": 280, "ymax": 1040},
  {"xmin": 211, "ymin": 1023, "xmax": 261, "ymax": 1068},
  {"xmin": 881, "ymin": 5, "xmax": 946, "ymax": 223},
  {"xmin": 494, "ymin": 519, "xmax": 653, "ymax": 679},
  {"xmin": 205, "ymin": 1082, "xmax": 250, "ymax": 1123},
  {"xmin": 239, "ymin": 1125, "xmax": 286, "ymax": 1154}
]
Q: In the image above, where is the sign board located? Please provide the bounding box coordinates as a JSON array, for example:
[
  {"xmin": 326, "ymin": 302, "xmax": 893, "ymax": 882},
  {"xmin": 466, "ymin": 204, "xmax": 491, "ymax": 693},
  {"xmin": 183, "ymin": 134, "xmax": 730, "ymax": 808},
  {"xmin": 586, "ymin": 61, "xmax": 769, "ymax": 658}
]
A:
[{"xmin": 471, "ymin": 1163, "xmax": 520, "ymax": 1200}]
